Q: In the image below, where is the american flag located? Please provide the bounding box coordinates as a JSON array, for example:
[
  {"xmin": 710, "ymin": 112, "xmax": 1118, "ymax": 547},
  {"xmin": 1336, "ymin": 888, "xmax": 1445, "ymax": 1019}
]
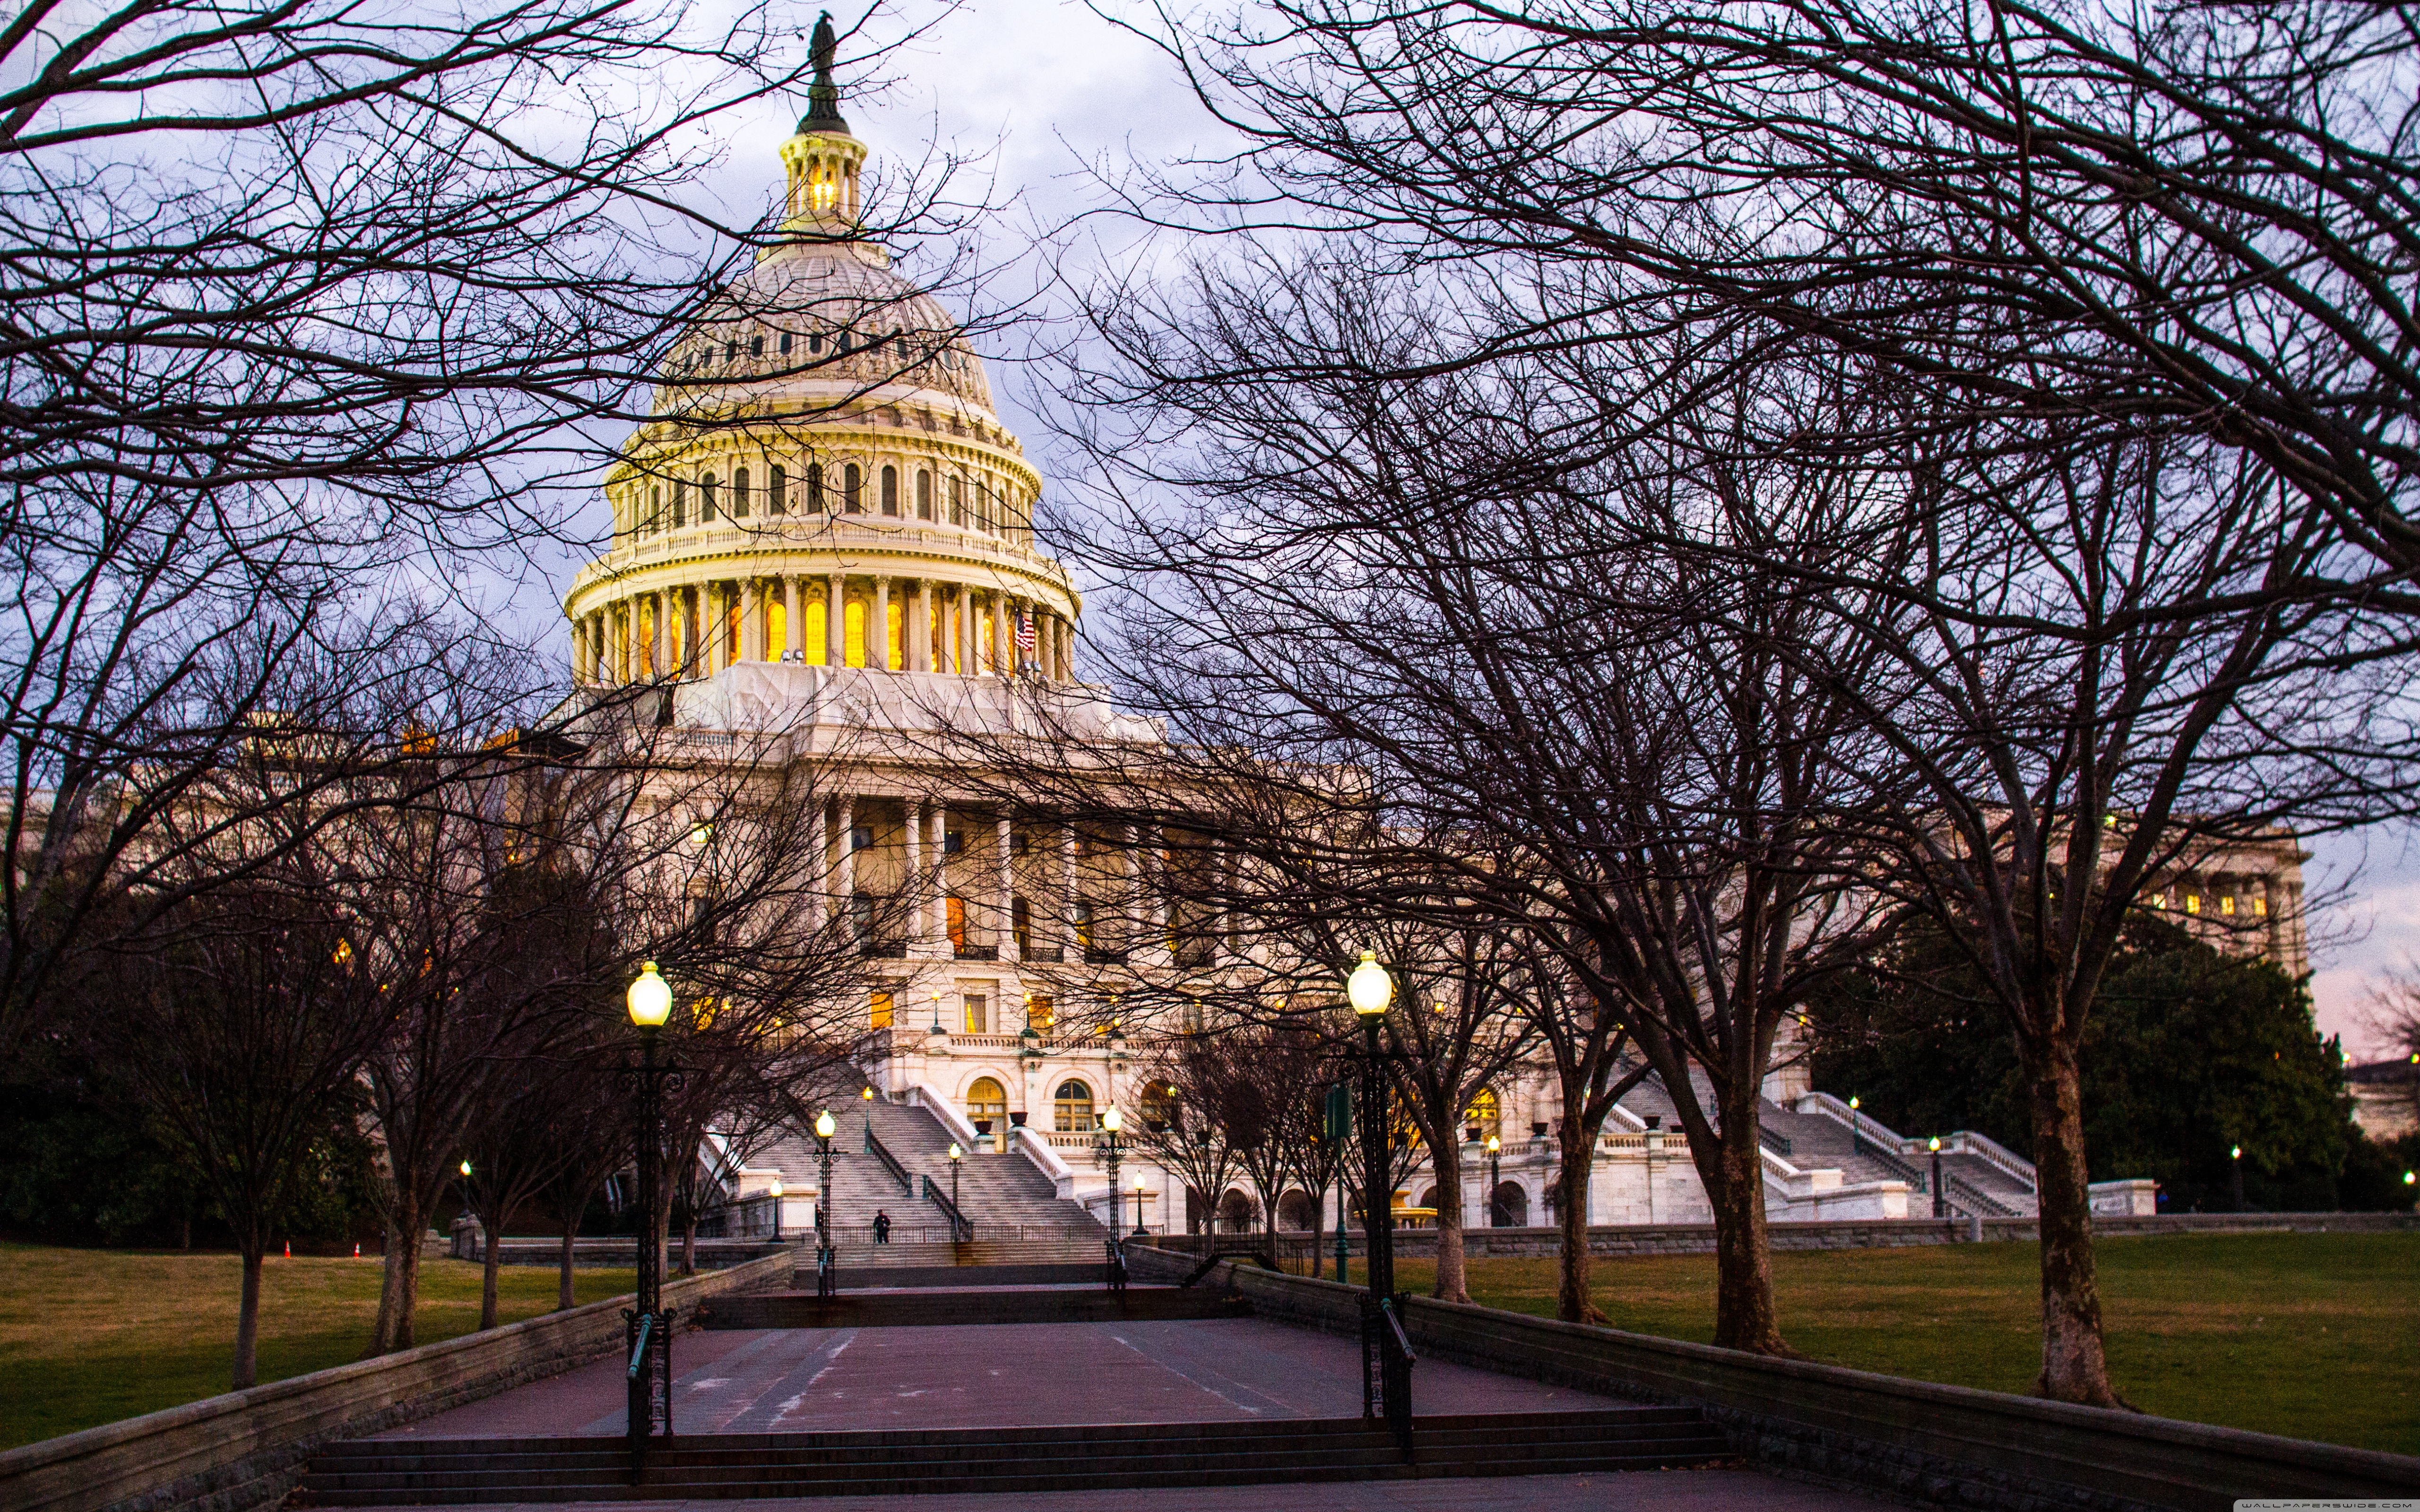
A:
[{"xmin": 1016, "ymin": 610, "xmax": 1037, "ymax": 665}]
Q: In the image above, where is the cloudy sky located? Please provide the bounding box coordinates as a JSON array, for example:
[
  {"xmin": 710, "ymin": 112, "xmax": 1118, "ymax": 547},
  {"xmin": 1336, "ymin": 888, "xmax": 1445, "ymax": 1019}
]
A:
[{"xmin": 524, "ymin": 0, "xmax": 2417, "ymax": 1059}]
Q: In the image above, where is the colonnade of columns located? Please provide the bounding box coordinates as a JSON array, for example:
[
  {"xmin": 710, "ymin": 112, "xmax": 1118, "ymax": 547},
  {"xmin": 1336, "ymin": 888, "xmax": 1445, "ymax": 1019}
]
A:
[{"xmin": 572, "ymin": 573, "xmax": 1075, "ymax": 685}]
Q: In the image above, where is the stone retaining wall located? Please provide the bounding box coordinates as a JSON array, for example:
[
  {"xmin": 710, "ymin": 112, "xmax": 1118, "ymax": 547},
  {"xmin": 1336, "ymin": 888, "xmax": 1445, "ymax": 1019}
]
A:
[
  {"xmin": 1129, "ymin": 1247, "xmax": 2420, "ymax": 1512},
  {"xmin": 1144, "ymin": 1209, "xmax": 2418, "ymax": 1261},
  {"xmin": 0, "ymin": 1249, "xmax": 793, "ymax": 1512}
]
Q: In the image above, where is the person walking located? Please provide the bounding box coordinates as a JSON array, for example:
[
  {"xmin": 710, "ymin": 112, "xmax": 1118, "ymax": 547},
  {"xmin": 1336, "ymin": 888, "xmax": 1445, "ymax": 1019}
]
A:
[{"xmin": 873, "ymin": 1210, "xmax": 891, "ymax": 1245}]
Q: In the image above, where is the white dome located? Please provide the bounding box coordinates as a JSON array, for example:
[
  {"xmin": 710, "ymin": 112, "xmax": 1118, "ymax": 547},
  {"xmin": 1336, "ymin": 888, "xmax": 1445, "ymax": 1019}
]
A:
[{"xmin": 657, "ymin": 241, "xmax": 995, "ymax": 415}]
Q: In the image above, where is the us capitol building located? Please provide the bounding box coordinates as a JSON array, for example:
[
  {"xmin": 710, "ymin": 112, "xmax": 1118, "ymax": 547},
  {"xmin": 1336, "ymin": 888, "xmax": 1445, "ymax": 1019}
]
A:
[{"xmin": 558, "ymin": 62, "xmax": 2310, "ymax": 1251}]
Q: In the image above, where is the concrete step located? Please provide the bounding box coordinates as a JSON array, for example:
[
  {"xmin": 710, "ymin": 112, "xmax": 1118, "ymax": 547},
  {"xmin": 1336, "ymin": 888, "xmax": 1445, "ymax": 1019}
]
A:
[
  {"xmin": 296, "ymin": 1408, "xmax": 1731, "ymax": 1503},
  {"xmin": 700, "ymin": 1287, "xmax": 1252, "ymax": 1328}
]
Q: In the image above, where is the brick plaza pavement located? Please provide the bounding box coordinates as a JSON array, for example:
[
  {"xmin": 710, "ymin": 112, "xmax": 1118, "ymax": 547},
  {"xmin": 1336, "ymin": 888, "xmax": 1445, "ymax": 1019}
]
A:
[{"xmin": 384, "ymin": 1317, "xmax": 1624, "ymax": 1438}]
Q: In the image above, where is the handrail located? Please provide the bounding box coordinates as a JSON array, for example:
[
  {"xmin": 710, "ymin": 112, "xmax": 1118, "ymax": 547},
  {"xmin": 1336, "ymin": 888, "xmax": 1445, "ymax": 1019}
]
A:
[
  {"xmin": 1378, "ymin": 1297, "xmax": 1418, "ymax": 1366},
  {"xmin": 1944, "ymin": 1130, "xmax": 2040, "ymax": 1193},
  {"xmin": 1757, "ymin": 1126, "xmax": 1793, "ymax": 1159},
  {"xmin": 1944, "ymin": 1171, "xmax": 2022, "ymax": 1217},
  {"xmin": 626, "ymin": 1314, "xmax": 654, "ymax": 1381},
  {"xmin": 920, "ymin": 1174, "xmax": 974, "ymax": 1242},
  {"xmin": 864, "ymin": 1127, "xmax": 914, "ymax": 1194}
]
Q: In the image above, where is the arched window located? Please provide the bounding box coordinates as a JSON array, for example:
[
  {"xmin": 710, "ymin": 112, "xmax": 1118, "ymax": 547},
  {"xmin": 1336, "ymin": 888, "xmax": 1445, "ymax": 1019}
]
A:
[
  {"xmin": 803, "ymin": 600, "xmax": 828, "ymax": 666},
  {"xmin": 810, "ymin": 332, "xmax": 825, "ymax": 355},
  {"xmin": 805, "ymin": 463, "xmax": 824, "ymax": 514},
  {"xmin": 950, "ymin": 475, "xmax": 965, "ymax": 526},
  {"xmin": 886, "ymin": 596, "xmax": 904, "ymax": 668},
  {"xmin": 733, "ymin": 467, "xmax": 750, "ymax": 519},
  {"xmin": 768, "ymin": 464, "xmax": 786, "ymax": 516},
  {"xmin": 895, "ymin": 332, "xmax": 910, "ymax": 360},
  {"xmin": 779, "ymin": 331, "xmax": 794, "ymax": 354},
  {"xmin": 843, "ymin": 463, "xmax": 863, "ymax": 514},
  {"xmin": 916, "ymin": 469, "xmax": 933, "ymax": 520},
  {"xmin": 648, "ymin": 486, "xmax": 661, "ymax": 533},
  {"xmin": 881, "ymin": 464, "xmax": 899, "ymax": 515},
  {"xmin": 1053, "ymin": 1079, "xmax": 1095, "ymax": 1133},
  {"xmin": 1464, "ymin": 1087, "xmax": 1501, "ymax": 1141},
  {"xmin": 844, "ymin": 599, "xmax": 867, "ymax": 667},
  {"xmin": 766, "ymin": 599, "xmax": 786, "ymax": 659},
  {"xmin": 966, "ymin": 1077, "xmax": 1007, "ymax": 1126},
  {"xmin": 1140, "ymin": 1082, "xmax": 1176, "ymax": 1132},
  {"xmin": 749, "ymin": 334, "xmax": 764, "ymax": 357},
  {"xmin": 700, "ymin": 473, "xmax": 717, "ymax": 522},
  {"xmin": 671, "ymin": 480, "xmax": 687, "ymax": 528}
]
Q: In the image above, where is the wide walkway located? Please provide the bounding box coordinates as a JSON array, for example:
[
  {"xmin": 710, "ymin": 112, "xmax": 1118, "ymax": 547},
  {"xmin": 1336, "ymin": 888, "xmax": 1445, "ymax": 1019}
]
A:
[
  {"xmin": 386, "ymin": 1317, "xmax": 1618, "ymax": 1437},
  {"xmin": 350, "ymin": 1469, "xmax": 1862, "ymax": 1512}
]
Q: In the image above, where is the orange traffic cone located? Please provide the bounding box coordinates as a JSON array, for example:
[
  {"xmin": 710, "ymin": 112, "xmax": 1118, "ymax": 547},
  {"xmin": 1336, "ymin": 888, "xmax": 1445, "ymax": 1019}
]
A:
[
  {"xmin": 353, "ymin": 1242, "xmax": 362, "ymax": 1259},
  {"xmin": 283, "ymin": 1240, "xmax": 291, "ymax": 1259}
]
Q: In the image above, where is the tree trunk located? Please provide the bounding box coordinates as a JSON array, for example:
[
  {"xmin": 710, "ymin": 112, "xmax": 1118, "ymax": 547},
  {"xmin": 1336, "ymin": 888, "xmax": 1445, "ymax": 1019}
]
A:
[
  {"xmin": 479, "ymin": 1219, "xmax": 503, "ymax": 1331},
  {"xmin": 1554, "ymin": 1109, "xmax": 1603, "ymax": 1324},
  {"xmin": 369, "ymin": 1203, "xmax": 426, "ymax": 1355},
  {"xmin": 2026, "ymin": 1036, "xmax": 2125, "ymax": 1407},
  {"xmin": 681, "ymin": 1211, "xmax": 698, "ymax": 1277},
  {"xmin": 1430, "ymin": 1140, "xmax": 1470, "ymax": 1304},
  {"xmin": 233, "ymin": 1241, "xmax": 265, "ymax": 1390},
  {"xmin": 1702, "ymin": 1105, "xmax": 1791, "ymax": 1355},
  {"xmin": 557, "ymin": 1220, "xmax": 578, "ymax": 1311},
  {"xmin": 1309, "ymin": 1181, "xmax": 1326, "ymax": 1280}
]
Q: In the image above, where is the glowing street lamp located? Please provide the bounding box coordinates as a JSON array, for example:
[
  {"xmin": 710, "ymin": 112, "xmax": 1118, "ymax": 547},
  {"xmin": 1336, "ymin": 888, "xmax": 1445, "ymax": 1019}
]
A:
[
  {"xmin": 1346, "ymin": 948, "xmax": 1408, "ymax": 1432},
  {"xmin": 622, "ymin": 961, "xmax": 682, "ymax": 1466}
]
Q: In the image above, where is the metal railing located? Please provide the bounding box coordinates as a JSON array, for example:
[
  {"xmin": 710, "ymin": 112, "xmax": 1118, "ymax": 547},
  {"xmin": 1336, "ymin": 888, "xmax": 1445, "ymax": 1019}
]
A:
[
  {"xmin": 1943, "ymin": 1171, "xmax": 2022, "ymax": 1218},
  {"xmin": 1757, "ymin": 1127, "xmax": 1794, "ymax": 1159},
  {"xmin": 864, "ymin": 1128, "xmax": 915, "ymax": 1193},
  {"xmin": 920, "ymin": 1174, "xmax": 974, "ymax": 1242}
]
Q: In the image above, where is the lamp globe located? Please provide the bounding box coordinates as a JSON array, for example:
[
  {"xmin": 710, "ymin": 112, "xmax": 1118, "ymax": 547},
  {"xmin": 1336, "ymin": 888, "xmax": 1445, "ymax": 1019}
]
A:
[
  {"xmin": 815, "ymin": 1109, "xmax": 837, "ymax": 1140},
  {"xmin": 627, "ymin": 961, "xmax": 674, "ymax": 1028},
  {"xmin": 1347, "ymin": 949, "xmax": 1392, "ymax": 1017},
  {"xmin": 1102, "ymin": 1106, "xmax": 1123, "ymax": 1134}
]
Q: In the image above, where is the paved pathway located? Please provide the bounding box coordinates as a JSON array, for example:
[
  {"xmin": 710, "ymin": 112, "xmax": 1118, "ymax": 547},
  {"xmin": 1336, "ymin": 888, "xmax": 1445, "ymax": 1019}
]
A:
[
  {"xmin": 336, "ymin": 1468, "xmax": 1867, "ymax": 1512},
  {"xmin": 384, "ymin": 1317, "xmax": 1619, "ymax": 1438}
]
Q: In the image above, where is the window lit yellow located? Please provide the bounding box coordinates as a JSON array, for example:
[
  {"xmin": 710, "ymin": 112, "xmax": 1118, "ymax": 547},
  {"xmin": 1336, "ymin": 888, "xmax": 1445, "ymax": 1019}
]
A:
[
  {"xmin": 804, "ymin": 600, "xmax": 828, "ymax": 665},
  {"xmin": 1027, "ymin": 994, "xmax": 1054, "ymax": 1032},
  {"xmin": 870, "ymin": 989, "xmax": 893, "ymax": 1029},
  {"xmin": 766, "ymin": 600, "xmax": 786, "ymax": 659},
  {"xmin": 845, "ymin": 600, "xmax": 867, "ymax": 666},
  {"xmin": 966, "ymin": 1076, "xmax": 1007, "ymax": 1124},
  {"xmin": 887, "ymin": 598, "xmax": 904, "ymax": 668}
]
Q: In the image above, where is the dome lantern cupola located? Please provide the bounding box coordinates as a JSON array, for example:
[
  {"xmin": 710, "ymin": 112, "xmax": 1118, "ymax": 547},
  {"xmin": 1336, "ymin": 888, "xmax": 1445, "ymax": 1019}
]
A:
[{"xmin": 781, "ymin": 13, "xmax": 864, "ymax": 235}]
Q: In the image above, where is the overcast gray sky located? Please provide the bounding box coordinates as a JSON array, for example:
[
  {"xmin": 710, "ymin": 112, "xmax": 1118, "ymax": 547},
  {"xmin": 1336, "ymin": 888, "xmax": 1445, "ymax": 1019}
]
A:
[{"xmin": 517, "ymin": 0, "xmax": 2416, "ymax": 1060}]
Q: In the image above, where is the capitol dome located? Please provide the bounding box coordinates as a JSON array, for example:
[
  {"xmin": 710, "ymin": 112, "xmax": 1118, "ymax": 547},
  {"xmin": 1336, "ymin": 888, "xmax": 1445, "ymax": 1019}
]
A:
[{"xmin": 563, "ymin": 74, "xmax": 1077, "ymax": 699}]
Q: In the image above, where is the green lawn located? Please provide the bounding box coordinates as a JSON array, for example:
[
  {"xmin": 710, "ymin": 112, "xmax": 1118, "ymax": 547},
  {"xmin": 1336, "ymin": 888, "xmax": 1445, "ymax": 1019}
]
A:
[
  {"xmin": 0, "ymin": 1245, "xmax": 636, "ymax": 1451},
  {"xmin": 1347, "ymin": 1232, "xmax": 2419, "ymax": 1455}
]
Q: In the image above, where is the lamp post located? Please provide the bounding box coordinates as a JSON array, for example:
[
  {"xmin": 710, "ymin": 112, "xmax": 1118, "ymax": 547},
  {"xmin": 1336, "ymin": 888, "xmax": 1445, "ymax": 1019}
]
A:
[
  {"xmin": 948, "ymin": 1140, "xmax": 963, "ymax": 1214},
  {"xmin": 861, "ymin": 1084, "xmax": 874, "ymax": 1146},
  {"xmin": 1133, "ymin": 1171, "xmax": 1149, "ymax": 1237},
  {"xmin": 2231, "ymin": 1144, "xmax": 2245, "ymax": 1212},
  {"xmin": 768, "ymin": 1178, "xmax": 783, "ymax": 1239},
  {"xmin": 813, "ymin": 1108, "xmax": 837, "ymax": 1297},
  {"xmin": 1346, "ymin": 948, "xmax": 1410, "ymax": 1436},
  {"xmin": 1098, "ymin": 1106, "xmax": 1124, "ymax": 1234},
  {"xmin": 622, "ymin": 961, "xmax": 679, "ymax": 1471},
  {"xmin": 1486, "ymin": 1134, "xmax": 1502, "ymax": 1227},
  {"xmin": 1928, "ymin": 1135, "xmax": 1945, "ymax": 1219}
]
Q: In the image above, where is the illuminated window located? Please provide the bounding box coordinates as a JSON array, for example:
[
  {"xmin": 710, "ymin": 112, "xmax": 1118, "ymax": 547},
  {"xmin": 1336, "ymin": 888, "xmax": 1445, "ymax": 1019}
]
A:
[
  {"xmin": 2254, "ymin": 894, "xmax": 2268, "ymax": 917},
  {"xmin": 1027, "ymin": 994, "xmax": 1054, "ymax": 1033},
  {"xmin": 844, "ymin": 600, "xmax": 867, "ymax": 666},
  {"xmin": 1141, "ymin": 1083, "xmax": 1177, "ymax": 1130},
  {"xmin": 887, "ymin": 597, "xmax": 904, "ymax": 668},
  {"xmin": 1465, "ymin": 1087, "xmax": 1501, "ymax": 1139},
  {"xmin": 2221, "ymin": 895, "xmax": 2236, "ymax": 916},
  {"xmin": 946, "ymin": 894, "xmax": 967, "ymax": 954},
  {"xmin": 962, "ymin": 993, "xmax": 987, "ymax": 1033},
  {"xmin": 870, "ymin": 989, "xmax": 894, "ymax": 1029},
  {"xmin": 1053, "ymin": 1079, "xmax": 1095, "ymax": 1133},
  {"xmin": 966, "ymin": 1076, "xmax": 1007, "ymax": 1124},
  {"xmin": 1074, "ymin": 900, "xmax": 1094, "ymax": 955},
  {"xmin": 767, "ymin": 599, "xmax": 786, "ymax": 658},
  {"xmin": 803, "ymin": 600, "xmax": 828, "ymax": 665},
  {"xmin": 2186, "ymin": 893, "xmax": 2201, "ymax": 914}
]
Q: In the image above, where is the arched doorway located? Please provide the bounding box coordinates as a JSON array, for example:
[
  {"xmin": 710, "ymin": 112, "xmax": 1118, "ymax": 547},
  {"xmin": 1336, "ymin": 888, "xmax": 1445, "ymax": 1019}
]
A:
[
  {"xmin": 1217, "ymin": 1188, "xmax": 1257, "ymax": 1233},
  {"xmin": 965, "ymin": 1076, "xmax": 1007, "ymax": 1140},
  {"xmin": 1491, "ymin": 1181, "xmax": 1529, "ymax": 1228},
  {"xmin": 1052, "ymin": 1078, "xmax": 1095, "ymax": 1132},
  {"xmin": 1275, "ymin": 1189, "xmax": 1315, "ymax": 1231}
]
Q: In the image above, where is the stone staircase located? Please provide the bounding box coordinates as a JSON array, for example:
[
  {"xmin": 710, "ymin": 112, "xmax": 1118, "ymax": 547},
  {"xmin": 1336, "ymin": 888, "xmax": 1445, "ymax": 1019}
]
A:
[
  {"xmin": 295, "ymin": 1408, "xmax": 1733, "ymax": 1503},
  {"xmin": 762, "ymin": 1098, "xmax": 1102, "ymax": 1256}
]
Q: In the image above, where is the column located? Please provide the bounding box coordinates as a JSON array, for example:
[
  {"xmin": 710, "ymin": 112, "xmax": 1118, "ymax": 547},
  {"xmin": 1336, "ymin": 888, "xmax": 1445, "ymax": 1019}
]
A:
[
  {"xmin": 1059, "ymin": 617, "xmax": 1074, "ymax": 680},
  {"xmin": 616, "ymin": 602, "xmax": 631, "ymax": 682},
  {"xmin": 653, "ymin": 590, "xmax": 670, "ymax": 678},
  {"xmin": 872, "ymin": 576, "xmax": 892, "ymax": 671},
  {"xmin": 992, "ymin": 593, "xmax": 1010, "ymax": 676},
  {"xmin": 905, "ymin": 799, "xmax": 925, "ymax": 947},
  {"xmin": 836, "ymin": 793, "xmax": 857, "ymax": 919},
  {"xmin": 933, "ymin": 803, "xmax": 951, "ymax": 954},
  {"xmin": 702, "ymin": 583, "xmax": 723, "ymax": 675},
  {"xmin": 810, "ymin": 800, "xmax": 830, "ymax": 931},
  {"xmin": 826, "ymin": 572, "xmax": 845, "ymax": 666},
  {"xmin": 784, "ymin": 575, "xmax": 804, "ymax": 661},
  {"xmin": 997, "ymin": 813, "xmax": 1017, "ymax": 963},
  {"xmin": 955, "ymin": 584, "xmax": 973, "ymax": 676},
  {"xmin": 1061, "ymin": 821, "xmax": 1079, "ymax": 960},
  {"xmin": 917, "ymin": 579, "xmax": 936, "ymax": 672},
  {"xmin": 743, "ymin": 577, "xmax": 763, "ymax": 662}
]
